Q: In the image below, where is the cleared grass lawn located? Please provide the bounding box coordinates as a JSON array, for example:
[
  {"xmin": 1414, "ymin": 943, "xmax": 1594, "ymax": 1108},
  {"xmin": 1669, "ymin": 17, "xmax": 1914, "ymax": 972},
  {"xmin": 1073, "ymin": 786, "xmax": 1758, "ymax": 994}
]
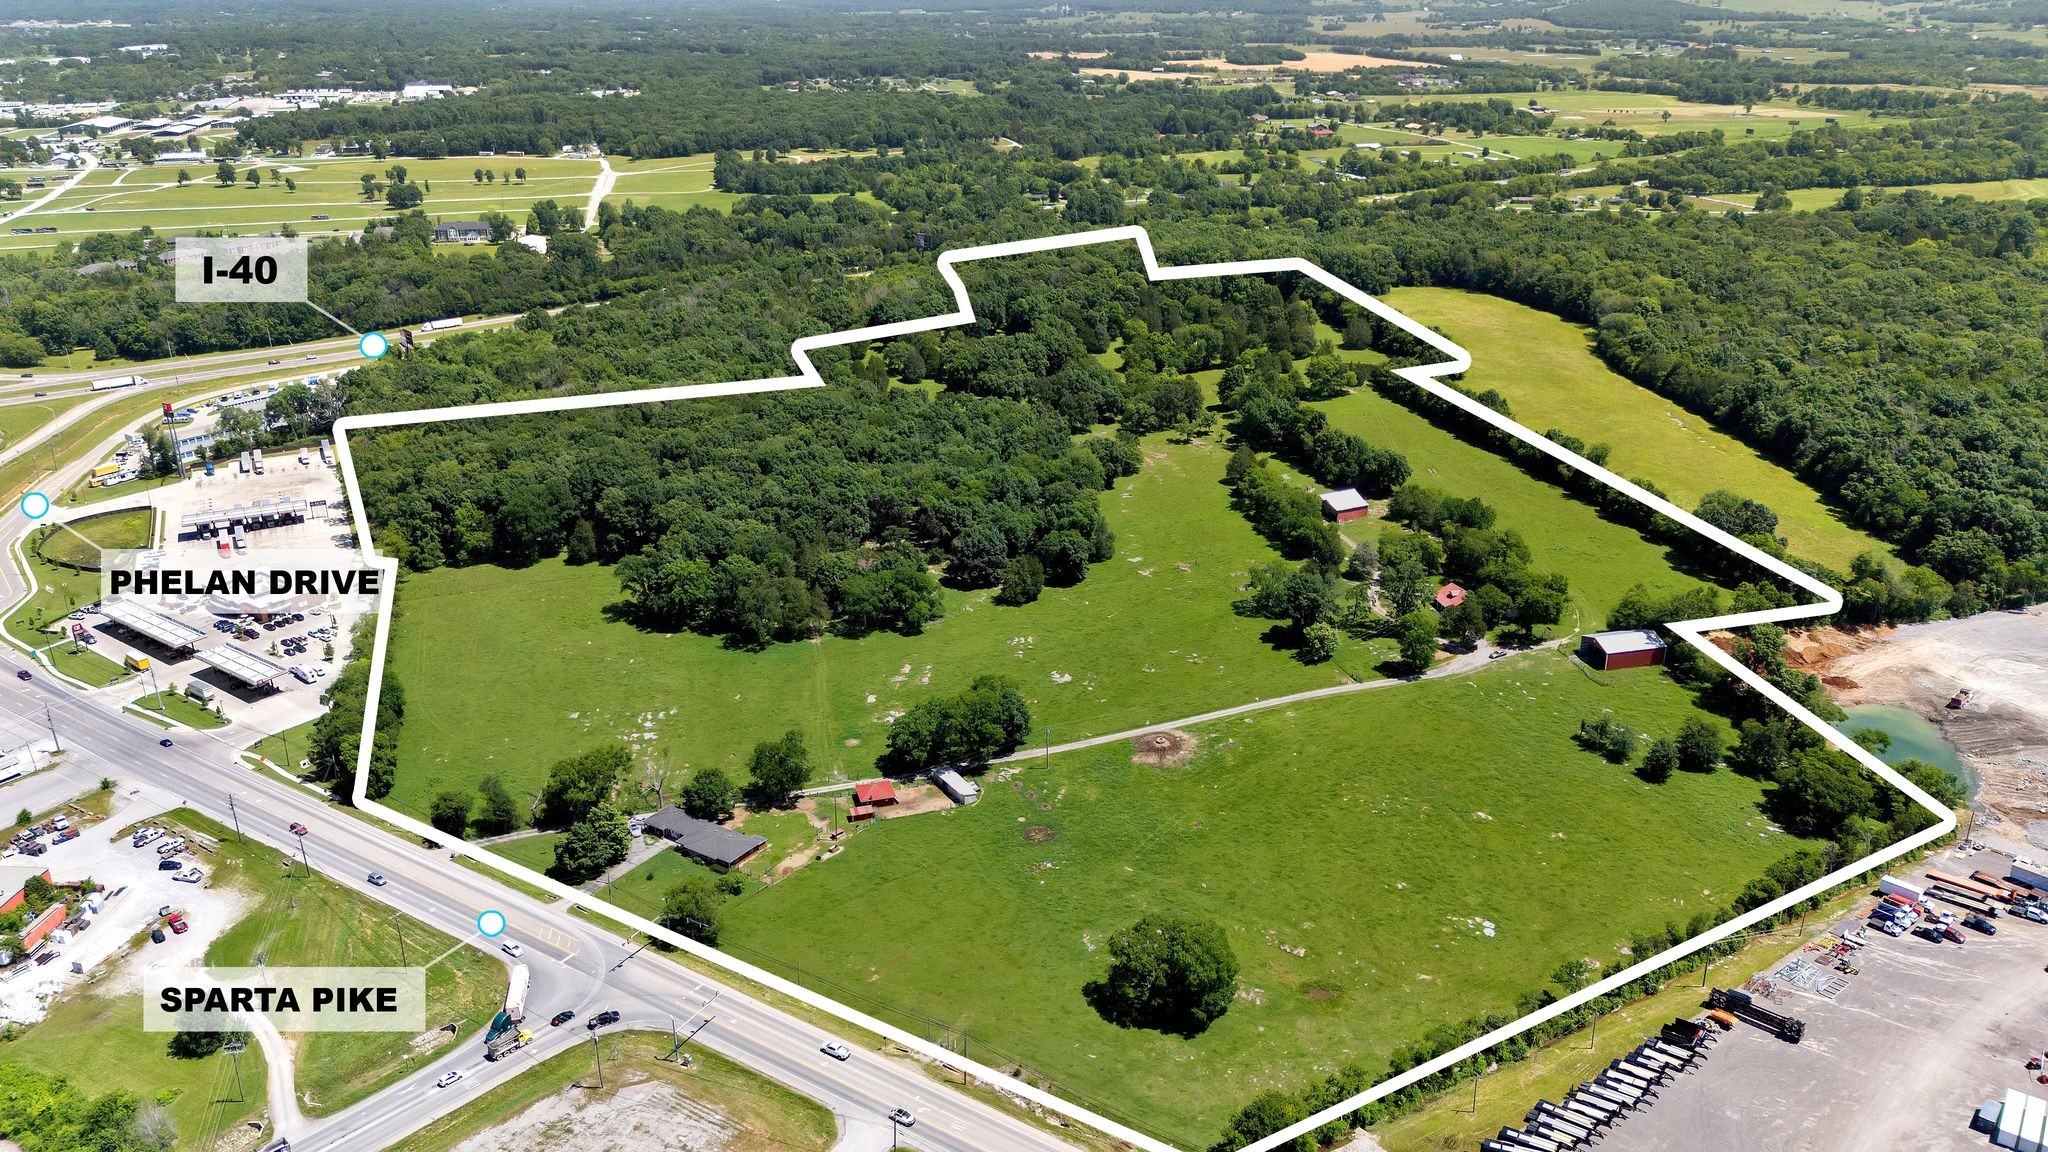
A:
[
  {"xmin": 0, "ymin": 394, "xmax": 91, "ymax": 449},
  {"xmin": 384, "ymin": 433, "xmax": 1402, "ymax": 818},
  {"xmin": 246, "ymin": 715, "xmax": 318, "ymax": 770},
  {"xmin": 398, "ymin": 1030, "xmax": 835, "ymax": 1152},
  {"xmin": 489, "ymin": 830, "xmax": 566, "ymax": 874},
  {"xmin": 33, "ymin": 505, "xmax": 153, "ymax": 567},
  {"xmin": 133, "ymin": 690, "xmax": 226, "ymax": 729},
  {"xmin": 719, "ymin": 648, "xmax": 1791, "ymax": 1146},
  {"xmin": 19, "ymin": 808, "xmax": 505, "ymax": 1144},
  {"xmin": 1381, "ymin": 288, "xmax": 1892, "ymax": 571},
  {"xmin": 15, "ymin": 508, "xmax": 153, "ymax": 635}
]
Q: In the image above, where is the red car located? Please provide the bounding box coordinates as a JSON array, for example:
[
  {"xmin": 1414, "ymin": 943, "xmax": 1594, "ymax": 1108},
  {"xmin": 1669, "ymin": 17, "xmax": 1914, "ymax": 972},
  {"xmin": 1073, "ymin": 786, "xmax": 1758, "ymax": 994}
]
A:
[
  {"xmin": 288, "ymin": 822, "xmax": 309, "ymax": 837},
  {"xmin": 167, "ymin": 914, "xmax": 188, "ymax": 935}
]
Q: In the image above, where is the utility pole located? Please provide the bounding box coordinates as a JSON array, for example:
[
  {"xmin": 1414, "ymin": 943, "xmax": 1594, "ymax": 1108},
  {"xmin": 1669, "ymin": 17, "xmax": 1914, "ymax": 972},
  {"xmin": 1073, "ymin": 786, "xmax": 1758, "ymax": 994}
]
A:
[
  {"xmin": 225, "ymin": 1039, "xmax": 246, "ymax": 1102},
  {"xmin": 391, "ymin": 912, "xmax": 411, "ymax": 967},
  {"xmin": 42, "ymin": 702, "xmax": 59, "ymax": 753},
  {"xmin": 227, "ymin": 795, "xmax": 244, "ymax": 842},
  {"xmin": 294, "ymin": 829, "xmax": 310, "ymax": 877},
  {"xmin": 590, "ymin": 1031, "xmax": 605, "ymax": 1089},
  {"xmin": 147, "ymin": 663, "xmax": 167, "ymax": 716}
]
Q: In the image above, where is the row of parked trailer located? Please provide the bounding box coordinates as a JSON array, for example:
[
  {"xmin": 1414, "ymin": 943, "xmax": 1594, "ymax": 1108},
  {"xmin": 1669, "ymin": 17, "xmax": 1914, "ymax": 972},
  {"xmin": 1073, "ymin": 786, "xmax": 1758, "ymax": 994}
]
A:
[{"xmin": 1482, "ymin": 1019, "xmax": 1715, "ymax": 1152}]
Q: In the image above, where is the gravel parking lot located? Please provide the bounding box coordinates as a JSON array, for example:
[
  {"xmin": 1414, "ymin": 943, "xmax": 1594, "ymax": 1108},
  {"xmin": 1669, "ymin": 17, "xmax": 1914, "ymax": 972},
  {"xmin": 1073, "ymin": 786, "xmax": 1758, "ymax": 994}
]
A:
[{"xmin": 1601, "ymin": 844, "xmax": 2048, "ymax": 1152}]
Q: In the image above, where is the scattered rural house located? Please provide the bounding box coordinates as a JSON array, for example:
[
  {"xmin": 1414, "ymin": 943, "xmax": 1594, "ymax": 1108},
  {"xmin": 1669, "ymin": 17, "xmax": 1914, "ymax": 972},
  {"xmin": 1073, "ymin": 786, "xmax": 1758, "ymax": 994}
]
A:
[
  {"xmin": 1577, "ymin": 629, "xmax": 1669, "ymax": 672},
  {"xmin": 1248, "ymin": 113, "xmax": 1270, "ymax": 123},
  {"xmin": 433, "ymin": 220, "xmax": 495, "ymax": 244},
  {"xmin": 640, "ymin": 806, "xmax": 767, "ymax": 868},
  {"xmin": 931, "ymin": 769, "xmax": 980, "ymax": 806},
  {"xmin": 1307, "ymin": 123, "xmax": 1336, "ymax": 138},
  {"xmin": 401, "ymin": 82, "xmax": 455, "ymax": 100},
  {"xmin": 1434, "ymin": 583, "xmax": 1468, "ymax": 610},
  {"xmin": 1319, "ymin": 488, "xmax": 1370, "ymax": 523}
]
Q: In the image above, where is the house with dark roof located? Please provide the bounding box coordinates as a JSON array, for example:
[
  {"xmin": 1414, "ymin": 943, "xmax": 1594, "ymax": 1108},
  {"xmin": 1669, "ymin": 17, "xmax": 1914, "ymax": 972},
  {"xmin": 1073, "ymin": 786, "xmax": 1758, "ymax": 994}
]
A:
[
  {"xmin": 640, "ymin": 806, "xmax": 767, "ymax": 867},
  {"xmin": 432, "ymin": 220, "xmax": 495, "ymax": 244}
]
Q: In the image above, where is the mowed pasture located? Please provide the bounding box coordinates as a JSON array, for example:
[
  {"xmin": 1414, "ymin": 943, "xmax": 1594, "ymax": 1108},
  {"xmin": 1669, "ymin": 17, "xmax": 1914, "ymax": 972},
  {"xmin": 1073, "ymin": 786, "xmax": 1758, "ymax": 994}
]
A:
[
  {"xmin": 0, "ymin": 154, "xmax": 605, "ymax": 252},
  {"xmin": 1381, "ymin": 288, "xmax": 1895, "ymax": 571},
  {"xmin": 382, "ymin": 432, "xmax": 1405, "ymax": 819},
  {"xmin": 719, "ymin": 648, "xmax": 1788, "ymax": 1146}
]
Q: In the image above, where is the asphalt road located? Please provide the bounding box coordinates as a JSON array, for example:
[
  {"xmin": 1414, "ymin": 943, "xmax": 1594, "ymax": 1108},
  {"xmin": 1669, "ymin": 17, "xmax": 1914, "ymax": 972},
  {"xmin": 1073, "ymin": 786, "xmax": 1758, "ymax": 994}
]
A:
[{"xmin": 0, "ymin": 330, "xmax": 1083, "ymax": 1152}]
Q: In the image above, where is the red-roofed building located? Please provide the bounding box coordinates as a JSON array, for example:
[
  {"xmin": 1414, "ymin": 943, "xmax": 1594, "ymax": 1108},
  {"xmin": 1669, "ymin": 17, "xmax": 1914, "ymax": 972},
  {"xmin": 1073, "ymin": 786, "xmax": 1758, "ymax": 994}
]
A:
[
  {"xmin": 1434, "ymin": 583, "xmax": 1467, "ymax": 610},
  {"xmin": 853, "ymin": 781, "xmax": 897, "ymax": 807}
]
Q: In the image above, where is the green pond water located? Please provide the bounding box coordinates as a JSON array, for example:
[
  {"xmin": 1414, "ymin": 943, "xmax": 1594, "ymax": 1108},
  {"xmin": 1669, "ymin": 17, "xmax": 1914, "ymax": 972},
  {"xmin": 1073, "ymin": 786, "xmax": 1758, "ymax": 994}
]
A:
[{"xmin": 1837, "ymin": 704, "xmax": 1972, "ymax": 794}]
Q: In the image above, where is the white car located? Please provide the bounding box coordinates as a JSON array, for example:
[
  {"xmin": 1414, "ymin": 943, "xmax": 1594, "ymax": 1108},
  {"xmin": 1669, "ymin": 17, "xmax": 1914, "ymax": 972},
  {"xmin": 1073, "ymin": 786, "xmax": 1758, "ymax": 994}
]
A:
[
  {"xmin": 501, "ymin": 940, "xmax": 524, "ymax": 958},
  {"xmin": 434, "ymin": 1069, "xmax": 464, "ymax": 1089},
  {"xmin": 821, "ymin": 1041, "xmax": 851, "ymax": 1061},
  {"xmin": 174, "ymin": 867, "xmax": 204, "ymax": 883}
]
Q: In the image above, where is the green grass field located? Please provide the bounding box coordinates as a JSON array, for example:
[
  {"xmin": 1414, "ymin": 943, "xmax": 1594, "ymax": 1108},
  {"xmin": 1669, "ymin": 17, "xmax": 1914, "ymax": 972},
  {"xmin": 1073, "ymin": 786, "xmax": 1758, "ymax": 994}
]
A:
[
  {"xmin": 32, "ymin": 505, "xmax": 153, "ymax": 569},
  {"xmin": 0, "ymin": 155, "xmax": 606, "ymax": 252},
  {"xmin": 1381, "ymin": 288, "xmax": 1894, "ymax": 571},
  {"xmin": 719, "ymin": 648, "xmax": 1787, "ymax": 1146},
  {"xmin": 383, "ymin": 432, "xmax": 1406, "ymax": 819},
  {"xmin": 246, "ymin": 715, "xmax": 318, "ymax": 771},
  {"xmin": 397, "ymin": 1030, "xmax": 836, "ymax": 1152},
  {"xmin": 18, "ymin": 808, "xmax": 505, "ymax": 1145},
  {"xmin": 132, "ymin": 690, "xmax": 227, "ymax": 729}
]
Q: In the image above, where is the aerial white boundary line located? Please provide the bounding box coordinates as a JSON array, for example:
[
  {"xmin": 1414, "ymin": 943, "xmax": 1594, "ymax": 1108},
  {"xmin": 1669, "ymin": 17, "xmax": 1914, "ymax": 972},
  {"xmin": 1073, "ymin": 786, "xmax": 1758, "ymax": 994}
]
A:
[{"xmin": 331, "ymin": 224, "xmax": 1952, "ymax": 1152}]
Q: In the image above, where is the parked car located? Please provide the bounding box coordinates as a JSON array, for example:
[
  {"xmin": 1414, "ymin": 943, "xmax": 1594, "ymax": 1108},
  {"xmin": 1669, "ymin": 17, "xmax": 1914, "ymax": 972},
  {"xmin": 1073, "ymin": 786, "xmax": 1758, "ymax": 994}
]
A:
[
  {"xmin": 1940, "ymin": 923, "xmax": 1966, "ymax": 943},
  {"xmin": 1965, "ymin": 914, "xmax": 1998, "ymax": 935},
  {"xmin": 150, "ymin": 927, "xmax": 165, "ymax": 943},
  {"xmin": 434, "ymin": 1069, "xmax": 464, "ymax": 1089},
  {"xmin": 167, "ymin": 914, "xmax": 188, "ymax": 934},
  {"xmin": 159, "ymin": 857, "xmax": 183, "ymax": 871},
  {"xmin": 551, "ymin": 1010, "xmax": 576, "ymax": 1027},
  {"xmin": 174, "ymin": 867, "xmax": 203, "ymax": 883},
  {"xmin": 821, "ymin": 1041, "xmax": 851, "ymax": 1061}
]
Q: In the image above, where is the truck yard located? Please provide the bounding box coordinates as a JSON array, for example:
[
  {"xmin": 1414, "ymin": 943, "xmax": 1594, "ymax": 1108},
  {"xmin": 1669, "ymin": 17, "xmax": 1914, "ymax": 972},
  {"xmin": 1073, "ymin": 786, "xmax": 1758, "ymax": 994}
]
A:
[{"xmin": 1577, "ymin": 841, "xmax": 2048, "ymax": 1152}]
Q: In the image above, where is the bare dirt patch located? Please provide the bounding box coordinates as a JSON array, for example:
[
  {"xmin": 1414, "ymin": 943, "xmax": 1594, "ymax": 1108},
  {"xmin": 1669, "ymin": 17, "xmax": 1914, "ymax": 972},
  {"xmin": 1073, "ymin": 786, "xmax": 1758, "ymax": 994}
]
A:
[
  {"xmin": 1023, "ymin": 825, "xmax": 1056, "ymax": 844},
  {"xmin": 450, "ymin": 1076, "xmax": 738, "ymax": 1152},
  {"xmin": 1801, "ymin": 608, "xmax": 2048, "ymax": 834},
  {"xmin": 1132, "ymin": 728, "xmax": 1196, "ymax": 767}
]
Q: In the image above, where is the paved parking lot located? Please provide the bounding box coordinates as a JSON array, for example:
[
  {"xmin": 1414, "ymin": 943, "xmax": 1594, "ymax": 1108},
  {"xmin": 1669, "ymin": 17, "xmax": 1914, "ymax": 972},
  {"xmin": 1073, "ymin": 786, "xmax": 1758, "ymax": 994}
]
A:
[{"xmin": 1601, "ymin": 844, "xmax": 2048, "ymax": 1152}]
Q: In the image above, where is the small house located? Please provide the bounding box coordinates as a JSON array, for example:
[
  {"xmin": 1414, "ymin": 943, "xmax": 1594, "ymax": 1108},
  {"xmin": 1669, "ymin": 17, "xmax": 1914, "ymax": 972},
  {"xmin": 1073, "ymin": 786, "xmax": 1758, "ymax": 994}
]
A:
[
  {"xmin": 1319, "ymin": 488, "xmax": 1370, "ymax": 523},
  {"xmin": 433, "ymin": 220, "xmax": 494, "ymax": 244},
  {"xmin": 1434, "ymin": 583, "xmax": 1467, "ymax": 610},
  {"xmin": 852, "ymin": 780, "xmax": 897, "ymax": 807},
  {"xmin": 1578, "ymin": 629, "xmax": 1668, "ymax": 671}
]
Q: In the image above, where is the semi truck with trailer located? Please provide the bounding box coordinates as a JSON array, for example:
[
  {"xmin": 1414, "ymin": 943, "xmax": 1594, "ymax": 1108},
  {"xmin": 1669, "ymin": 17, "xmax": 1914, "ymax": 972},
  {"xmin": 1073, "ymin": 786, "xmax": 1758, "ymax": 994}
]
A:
[
  {"xmin": 1878, "ymin": 875, "xmax": 1926, "ymax": 904},
  {"xmin": 484, "ymin": 962, "xmax": 529, "ymax": 1060},
  {"xmin": 90, "ymin": 374, "xmax": 146, "ymax": 392}
]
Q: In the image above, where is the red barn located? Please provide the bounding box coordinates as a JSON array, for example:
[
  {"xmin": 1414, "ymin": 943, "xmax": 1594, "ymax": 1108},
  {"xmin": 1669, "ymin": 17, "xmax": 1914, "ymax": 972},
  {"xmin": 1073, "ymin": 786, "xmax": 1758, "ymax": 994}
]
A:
[
  {"xmin": 853, "ymin": 781, "xmax": 897, "ymax": 807},
  {"xmin": 0, "ymin": 865, "xmax": 50, "ymax": 916},
  {"xmin": 1319, "ymin": 488, "xmax": 1370, "ymax": 523},
  {"xmin": 1578, "ymin": 629, "xmax": 1669, "ymax": 671}
]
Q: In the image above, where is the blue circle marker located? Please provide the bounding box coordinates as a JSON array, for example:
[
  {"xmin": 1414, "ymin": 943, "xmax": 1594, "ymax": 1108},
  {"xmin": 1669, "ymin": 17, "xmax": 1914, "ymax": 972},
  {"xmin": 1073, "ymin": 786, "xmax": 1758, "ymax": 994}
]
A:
[
  {"xmin": 477, "ymin": 909, "xmax": 507, "ymax": 938},
  {"xmin": 359, "ymin": 331, "xmax": 389, "ymax": 360},
  {"xmin": 18, "ymin": 492, "xmax": 50, "ymax": 520}
]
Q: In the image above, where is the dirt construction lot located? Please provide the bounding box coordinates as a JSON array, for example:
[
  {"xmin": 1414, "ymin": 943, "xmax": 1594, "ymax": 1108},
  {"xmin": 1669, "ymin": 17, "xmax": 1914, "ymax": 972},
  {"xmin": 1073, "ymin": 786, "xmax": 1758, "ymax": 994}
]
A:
[{"xmin": 1601, "ymin": 843, "xmax": 2048, "ymax": 1152}]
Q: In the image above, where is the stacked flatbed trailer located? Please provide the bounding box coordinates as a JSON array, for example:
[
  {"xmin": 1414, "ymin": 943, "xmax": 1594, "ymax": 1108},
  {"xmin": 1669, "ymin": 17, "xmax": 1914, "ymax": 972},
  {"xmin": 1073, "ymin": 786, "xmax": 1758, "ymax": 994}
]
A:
[{"xmin": 1708, "ymin": 987, "xmax": 1806, "ymax": 1042}]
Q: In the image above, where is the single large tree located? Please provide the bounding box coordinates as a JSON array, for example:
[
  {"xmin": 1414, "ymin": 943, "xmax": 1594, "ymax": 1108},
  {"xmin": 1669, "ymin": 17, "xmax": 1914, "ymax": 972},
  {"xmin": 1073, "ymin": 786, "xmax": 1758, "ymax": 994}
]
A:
[
  {"xmin": 1084, "ymin": 915, "xmax": 1239, "ymax": 1036},
  {"xmin": 747, "ymin": 730, "xmax": 811, "ymax": 807},
  {"xmin": 681, "ymin": 765, "xmax": 740, "ymax": 821},
  {"xmin": 547, "ymin": 801, "xmax": 630, "ymax": 883},
  {"xmin": 428, "ymin": 790, "xmax": 470, "ymax": 837},
  {"xmin": 659, "ymin": 874, "xmax": 723, "ymax": 944}
]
